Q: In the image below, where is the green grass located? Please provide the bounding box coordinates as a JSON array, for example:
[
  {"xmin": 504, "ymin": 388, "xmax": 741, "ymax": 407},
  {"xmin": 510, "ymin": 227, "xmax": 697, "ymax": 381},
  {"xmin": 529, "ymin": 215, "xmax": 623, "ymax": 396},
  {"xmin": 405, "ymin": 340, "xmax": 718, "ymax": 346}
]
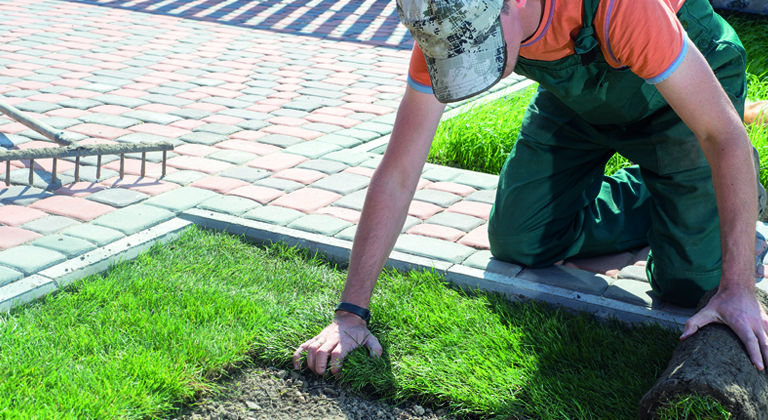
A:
[
  {"xmin": 0, "ymin": 227, "xmax": 729, "ymax": 419},
  {"xmin": 429, "ymin": 10, "xmax": 767, "ymax": 184},
  {"xmin": 655, "ymin": 395, "xmax": 732, "ymax": 420}
]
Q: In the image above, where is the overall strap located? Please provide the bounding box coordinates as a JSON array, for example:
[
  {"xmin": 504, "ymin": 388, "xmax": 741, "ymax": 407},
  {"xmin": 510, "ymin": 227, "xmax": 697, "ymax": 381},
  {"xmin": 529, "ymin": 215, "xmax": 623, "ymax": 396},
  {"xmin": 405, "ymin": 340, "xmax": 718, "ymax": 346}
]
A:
[{"xmin": 573, "ymin": 0, "xmax": 602, "ymax": 65}]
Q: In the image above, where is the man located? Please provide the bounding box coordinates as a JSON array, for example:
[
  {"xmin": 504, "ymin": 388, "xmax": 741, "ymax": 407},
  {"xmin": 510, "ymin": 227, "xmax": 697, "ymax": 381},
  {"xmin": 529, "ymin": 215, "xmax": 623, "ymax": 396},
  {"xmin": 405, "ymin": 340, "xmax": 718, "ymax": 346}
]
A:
[{"xmin": 294, "ymin": 0, "xmax": 768, "ymax": 376}]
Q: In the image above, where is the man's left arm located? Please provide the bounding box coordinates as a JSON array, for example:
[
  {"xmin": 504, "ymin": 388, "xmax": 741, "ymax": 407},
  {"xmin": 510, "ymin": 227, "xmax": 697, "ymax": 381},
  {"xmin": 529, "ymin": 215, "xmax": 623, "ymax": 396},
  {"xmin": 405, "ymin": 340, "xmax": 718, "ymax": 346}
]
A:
[{"xmin": 655, "ymin": 38, "xmax": 768, "ymax": 370}]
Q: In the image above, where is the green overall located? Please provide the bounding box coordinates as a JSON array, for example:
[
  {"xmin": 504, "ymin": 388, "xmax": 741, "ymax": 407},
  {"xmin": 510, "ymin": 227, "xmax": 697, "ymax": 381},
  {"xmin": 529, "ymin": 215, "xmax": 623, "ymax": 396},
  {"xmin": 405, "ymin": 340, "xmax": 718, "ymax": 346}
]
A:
[{"xmin": 487, "ymin": 0, "xmax": 747, "ymax": 307}]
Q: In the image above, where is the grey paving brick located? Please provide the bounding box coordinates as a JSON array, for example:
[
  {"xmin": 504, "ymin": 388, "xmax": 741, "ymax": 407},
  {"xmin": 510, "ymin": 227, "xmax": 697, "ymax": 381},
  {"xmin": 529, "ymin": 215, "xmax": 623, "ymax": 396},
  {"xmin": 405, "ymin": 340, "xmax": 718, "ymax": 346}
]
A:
[
  {"xmin": 413, "ymin": 190, "xmax": 462, "ymax": 208},
  {"xmin": 394, "ymin": 235, "xmax": 475, "ymax": 264},
  {"xmin": 310, "ymin": 173, "xmax": 369, "ymax": 195},
  {"xmin": 61, "ymin": 224, "xmax": 125, "ymax": 247},
  {"xmin": 0, "ymin": 246, "xmax": 66, "ymax": 276},
  {"xmin": 242, "ymin": 206, "xmax": 303, "ymax": 226},
  {"xmin": 516, "ymin": 265, "xmax": 612, "ymax": 296},
  {"xmin": 123, "ymin": 110, "xmax": 182, "ymax": 125},
  {"xmin": 332, "ymin": 188, "xmax": 368, "ymax": 211},
  {"xmin": 292, "ymin": 96, "xmax": 345, "ymax": 107},
  {"xmin": 22, "ymin": 216, "xmax": 81, "ymax": 235},
  {"xmin": 144, "ymin": 187, "xmax": 219, "ymax": 214},
  {"xmin": 603, "ymin": 280, "xmax": 660, "ymax": 308},
  {"xmin": 5, "ymin": 90, "xmax": 37, "ymax": 98},
  {"xmin": 335, "ymin": 225, "xmax": 356, "ymax": 241},
  {"xmin": 86, "ymin": 188, "xmax": 149, "ymax": 208},
  {"xmin": 283, "ymin": 100, "xmax": 324, "ymax": 113},
  {"xmin": 138, "ymin": 93, "xmax": 193, "ymax": 108},
  {"xmin": 32, "ymin": 234, "xmax": 96, "ymax": 258},
  {"xmin": 258, "ymin": 135, "xmax": 304, "ymax": 148},
  {"xmin": 81, "ymin": 83, "xmax": 120, "ymax": 93},
  {"xmin": 58, "ymin": 98, "xmax": 102, "ymax": 110},
  {"xmin": 179, "ymin": 132, "xmax": 228, "ymax": 146},
  {"xmin": 115, "ymin": 133, "xmax": 177, "ymax": 146},
  {"xmin": 219, "ymin": 109, "xmax": 269, "ymax": 120},
  {"xmin": 465, "ymin": 190, "xmax": 496, "ymax": 204},
  {"xmin": 347, "ymin": 112, "xmax": 378, "ymax": 121},
  {"xmin": 315, "ymin": 134, "xmax": 363, "ymax": 148},
  {"xmin": 172, "ymin": 68, "xmax": 209, "ymax": 77},
  {"xmin": 353, "ymin": 122, "xmax": 392, "ymax": 135},
  {"xmin": 453, "ymin": 172, "xmax": 499, "ymax": 190},
  {"xmin": 422, "ymin": 166, "xmax": 464, "ymax": 182},
  {"xmin": 255, "ymin": 178, "xmax": 303, "ymax": 193},
  {"xmin": 0, "ymin": 133, "xmax": 32, "ymax": 148},
  {"xmin": 41, "ymin": 117, "xmax": 80, "ymax": 130},
  {"xmin": 296, "ymin": 88, "xmax": 346, "ymax": 100},
  {"xmin": 0, "ymin": 186, "xmax": 52, "ymax": 206},
  {"xmin": 199, "ymin": 97, "xmax": 252, "ymax": 109},
  {"xmin": 617, "ymin": 265, "xmax": 648, "ymax": 282},
  {"xmin": 170, "ymin": 109, "xmax": 211, "ymax": 120},
  {"xmin": 321, "ymin": 150, "xmax": 370, "ymax": 166},
  {"xmin": 236, "ymin": 120, "xmax": 270, "ymax": 131},
  {"xmin": 92, "ymin": 204, "xmax": 174, "ymax": 235},
  {"xmin": 124, "ymin": 151, "xmax": 178, "ymax": 164},
  {"xmin": 191, "ymin": 78, "xmax": 226, "ymax": 87},
  {"xmin": 219, "ymin": 167, "xmax": 271, "ymax": 183},
  {"xmin": 288, "ymin": 214, "xmax": 352, "ymax": 236},
  {"xmin": 62, "ymin": 166, "xmax": 119, "ymax": 183},
  {"xmin": 193, "ymin": 123, "xmax": 242, "ymax": 136},
  {"xmin": 299, "ymin": 81, "xmax": 348, "ymax": 92},
  {"xmin": 91, "ymin": 94, "xmax": 149, "ymax": 109},
  {"xmin": 426, "ymin": 212, "xmax": 485, "ymax": 232},
  {"xmin": 197, "ymin": 195, "xmax": 260, "ymax": 216},
  {"xmin": 0, "ymin": 265, "xmax": 22, "ymax": 287},
  {"xmin": 462, "ymin": 250, "xmax": 524, "ymax": 278},
  {"xmin": 241, "ymin": 87, "xmax": 275, "ymax": 97},
  {"xmin": 334, "ymin": 128, "xmax": 381, "ymax": 143},
  {"xmin": 301, "ymin": 123, "xmax": 341, "ymax": 134},
  {"xmin": 83, "ymin": 76, "xmax": 131, "ymax": 87},
  {"xmin": 283, "ymin": 142, "xmax": 342, "ymax": 160},
  {"xmin": 374, "ymin": 114, "xmax": 397, "ymax": 125},
  {"xmin": 147, "ymin": 87, "xmax": 186, "ymax": 96},
  {"xmin": 205, "ymin": 150, "xmax": 256, "ymax": 165},
  {"xmin": 14, "ymin": 101, "xmax": 60, "ymax": 114},
  {"xmin": 162, "ymin": 170, "xmax": 209, "ymax": 186}
]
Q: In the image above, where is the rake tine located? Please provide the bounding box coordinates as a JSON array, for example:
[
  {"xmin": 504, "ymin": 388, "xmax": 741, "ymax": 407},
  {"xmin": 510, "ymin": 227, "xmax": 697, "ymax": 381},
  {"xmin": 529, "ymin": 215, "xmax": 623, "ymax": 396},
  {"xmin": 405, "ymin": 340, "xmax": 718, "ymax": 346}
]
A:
[
  {"xmin": 5, "ymin": 161, "xmax": 9, "ymax": 186},
  {"xmin": 96, "ymin": 155, "xmax": 101, "ymax": 180},
  {"xmin": 29, "ymin": 159, "xmax": 34, "ymax": 184},
  {"xmin": 120, "ymin": 154, "xmax": 124, "ymax": 179},
  {"xmin": 140, "ymin": 152, "xmax": 146, "ymax": 178},
  {"xmin": 74, "ymin": 156, "xmax": 80, "ymax": 183},
  {"xmin": 162, "ymin": 150, "xmax": 167, "ymax": 177},
  {"xmin": 52, "ymin": 158, "xmax": 57, "ymax": 184}
]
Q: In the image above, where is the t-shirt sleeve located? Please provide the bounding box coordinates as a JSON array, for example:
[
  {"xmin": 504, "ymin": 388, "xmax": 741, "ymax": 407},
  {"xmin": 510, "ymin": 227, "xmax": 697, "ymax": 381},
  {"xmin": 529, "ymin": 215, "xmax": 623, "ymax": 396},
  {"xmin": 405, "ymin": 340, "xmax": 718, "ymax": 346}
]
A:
[
  {"xmin": 601, "ymin": 0, "xmax": 688, "ymax": 84},
  {"xmin": 407, "ymin": 43, "xmax": 434, "ymax": 94}
]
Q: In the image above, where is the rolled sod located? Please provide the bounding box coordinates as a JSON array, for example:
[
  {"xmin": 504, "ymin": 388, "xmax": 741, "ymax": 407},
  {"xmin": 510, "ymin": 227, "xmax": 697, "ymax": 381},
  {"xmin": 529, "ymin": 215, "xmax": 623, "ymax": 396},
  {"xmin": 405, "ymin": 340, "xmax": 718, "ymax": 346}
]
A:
[{"xmin": 638, "ymin": 288, "xmax": 768, "ymax": 419}]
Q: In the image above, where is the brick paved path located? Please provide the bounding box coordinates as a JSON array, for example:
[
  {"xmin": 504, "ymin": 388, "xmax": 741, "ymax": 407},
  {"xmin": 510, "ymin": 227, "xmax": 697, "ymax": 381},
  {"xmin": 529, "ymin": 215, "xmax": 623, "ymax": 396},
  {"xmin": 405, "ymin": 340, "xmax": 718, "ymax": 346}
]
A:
[{"xmin": 2, "ymin": 0, "xmax": 765, "ymax": 325}]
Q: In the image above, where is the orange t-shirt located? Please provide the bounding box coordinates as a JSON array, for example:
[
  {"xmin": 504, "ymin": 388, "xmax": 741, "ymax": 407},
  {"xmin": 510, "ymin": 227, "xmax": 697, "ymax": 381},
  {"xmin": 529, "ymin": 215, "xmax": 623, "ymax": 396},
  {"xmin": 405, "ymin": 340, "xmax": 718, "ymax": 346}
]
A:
[{"xmin": 408, "ymin": 0, "xmax": 688, "ymax": 93}]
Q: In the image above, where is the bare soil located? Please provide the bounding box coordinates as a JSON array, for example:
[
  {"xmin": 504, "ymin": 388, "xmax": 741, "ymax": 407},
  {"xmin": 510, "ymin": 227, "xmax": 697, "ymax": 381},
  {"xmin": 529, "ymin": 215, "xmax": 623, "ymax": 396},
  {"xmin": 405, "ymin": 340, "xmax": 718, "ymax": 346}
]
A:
[{"xmin": 167, "ymin": 365, "xmax": 456, "ymax": 420}]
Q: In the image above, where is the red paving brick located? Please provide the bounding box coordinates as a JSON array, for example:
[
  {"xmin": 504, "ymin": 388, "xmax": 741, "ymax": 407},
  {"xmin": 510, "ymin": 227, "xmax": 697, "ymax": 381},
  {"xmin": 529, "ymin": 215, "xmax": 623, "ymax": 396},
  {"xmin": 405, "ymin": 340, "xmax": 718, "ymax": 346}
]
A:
[
  {"xmin": 407, "ymin": 223, "xmax": 464, "ymax": 242},
  {"xmin": 314, "ymin": 206, "xmax": 361, "ymax": 223},
  {"xmin": 312, "ymin": 107, "xmax": 355, "ymax": 118},
  {"xmin": 271, "ymin": 188, "xmax": 342, "ymax": 213},
  {"xmin": 341, "ymin": 95, "xmax": 377, "ymax": 104},
  {"xmin": 189, "ymin": 176, "xmax": 249, "ymax": 194},
  {"xmin": 215, "ymin": 139, "xmax": 279, "ymax": 155},
  {"xmin": 272, "ymin": 168, "xmax": 327, "ymax": 185},
  {"xmin": 128, "ymin": 123, "xmax": 190, "ymax": 138},
  {"xmin": 408, "ymin": 201, "xmax": 443, "ymax": 220},
  {"xmin": 202, "ymin": 114, "xmax": 244, "ymax": 125},
  {"xmin": 170, "ymin": 119, "xmax": 206, "ymax": 130},
  {"xmin": 457, "ymin": 224, "xmax": 490, "ymax": 249},
  {"xmin": 563, "ymin": 252, "xmax": 635, "ymax": 277},
  {"xmin": 166, "ymin": 156, "xmax": 233, "ymax": 175},
  {"xmin": 54, "ymin": 182, "xmax": 107, "ymax": 197},
  {"xmin": 30, "ymin": 195, "xmax": 115, "ymax": 222},
  {"xmin": 226, "ymin": 185, "xmax": 284, "ymax": 205},
  {"xmin": 425, "ymin": 182, "xmax": 477, "ymax": 197},
  {"xmin": 0, "ymin": 226, "xmax": 42, "ymax": 250},
  {"xmin": 259, "ymin": 125, "xmax": 322, "ymax": 141},
  {"xmin": 445, "ymin": 201, "xmax": 492, "ymax": 220},
  {"xmin": 0, "ymin": 205, "xmax": 48, "ymax": 227},
  {"xmin": 340, "ymin": 103, "xmax": 395, "ymax": 115},
  {"xmin": 342, "ymin": 167, "xmax": 376, "ymax": 178},
  {"xmin": 248, "ymin": 153, "xmax": 307, "ymax": 172},
  {"xmin": 101, "ymin": 175, "xmax": 180, "ymax": 196},
  {"xmin": 266, "ymin": 116, "xmax": 306, "ymax": 127},
  {"xmin": 174, "ymin": 144, "xmax": 218, "ymax": 157},
  {"xmin": 303, "ymin": 114, "xmax": 360, "ymax": 128}
]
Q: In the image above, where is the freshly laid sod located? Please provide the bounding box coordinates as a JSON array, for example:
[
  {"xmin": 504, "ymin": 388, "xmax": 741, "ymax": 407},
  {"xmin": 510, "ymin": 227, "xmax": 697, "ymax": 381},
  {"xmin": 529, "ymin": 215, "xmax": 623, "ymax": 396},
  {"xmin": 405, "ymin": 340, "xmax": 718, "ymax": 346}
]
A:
[
  {"xmin": 429, "ymin": 10, "xmax": 767, "ymax": 187},
  {"xmin": 0, "ymin": 227, "xmax": 729, "ymax": 419}
]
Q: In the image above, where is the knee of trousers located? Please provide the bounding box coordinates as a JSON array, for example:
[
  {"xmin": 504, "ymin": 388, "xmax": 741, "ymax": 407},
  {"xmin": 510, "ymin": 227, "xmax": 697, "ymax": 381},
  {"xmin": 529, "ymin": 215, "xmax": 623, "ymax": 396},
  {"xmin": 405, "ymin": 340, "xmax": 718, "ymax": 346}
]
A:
[
  {"xmin": 647, "ymin": 252, "xmax": 721, "ymax": 308},
  {"xmin": 488, "ymin": 213, "xmax": 573, "ymax": 268}
]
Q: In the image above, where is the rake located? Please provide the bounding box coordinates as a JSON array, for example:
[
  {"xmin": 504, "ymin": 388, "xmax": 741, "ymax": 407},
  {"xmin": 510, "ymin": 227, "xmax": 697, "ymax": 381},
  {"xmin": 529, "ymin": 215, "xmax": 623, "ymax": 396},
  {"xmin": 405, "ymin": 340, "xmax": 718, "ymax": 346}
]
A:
[{"xmin": 0, "ymin": 99, "xmax": 174, "ymax": 188}]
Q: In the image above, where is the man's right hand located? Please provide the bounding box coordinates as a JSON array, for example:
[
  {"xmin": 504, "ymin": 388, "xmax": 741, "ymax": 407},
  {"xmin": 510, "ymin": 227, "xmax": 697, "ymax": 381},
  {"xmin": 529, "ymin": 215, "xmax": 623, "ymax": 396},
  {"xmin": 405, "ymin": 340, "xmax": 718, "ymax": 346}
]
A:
[{"xmin": 292, "ymin": 311, "xmax": 383, "ymax": 376}]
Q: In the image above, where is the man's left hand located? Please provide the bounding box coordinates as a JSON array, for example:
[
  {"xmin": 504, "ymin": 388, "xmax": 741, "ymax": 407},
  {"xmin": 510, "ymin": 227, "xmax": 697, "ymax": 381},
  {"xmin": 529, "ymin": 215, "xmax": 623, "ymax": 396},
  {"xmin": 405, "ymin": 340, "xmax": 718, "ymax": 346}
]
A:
[{"xmin": 681, "ymin": 285, "xmax": 768, "ymax": 370}]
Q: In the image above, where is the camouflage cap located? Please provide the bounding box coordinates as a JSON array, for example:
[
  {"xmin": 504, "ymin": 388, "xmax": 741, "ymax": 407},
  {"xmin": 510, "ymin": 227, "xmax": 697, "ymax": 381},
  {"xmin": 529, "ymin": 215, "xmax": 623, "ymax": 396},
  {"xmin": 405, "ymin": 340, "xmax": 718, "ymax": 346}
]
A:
[{"xmin": 397, "ymin": 0, "xmax": 507, "ymax": 103}]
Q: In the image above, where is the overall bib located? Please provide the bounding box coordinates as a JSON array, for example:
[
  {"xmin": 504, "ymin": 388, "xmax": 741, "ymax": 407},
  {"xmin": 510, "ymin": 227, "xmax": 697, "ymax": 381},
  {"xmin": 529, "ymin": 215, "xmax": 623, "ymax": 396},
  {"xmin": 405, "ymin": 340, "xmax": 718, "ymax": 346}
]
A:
[{"xmin": 487, "ymin": 0, "xmax": 747, "ymax": 307}]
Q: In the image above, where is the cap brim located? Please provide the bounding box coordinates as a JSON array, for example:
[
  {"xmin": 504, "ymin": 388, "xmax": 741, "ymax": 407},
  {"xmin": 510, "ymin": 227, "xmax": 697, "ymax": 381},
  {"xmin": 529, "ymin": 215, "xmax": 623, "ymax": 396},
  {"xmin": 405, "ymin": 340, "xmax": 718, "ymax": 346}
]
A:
[{"xmin": 424, "ymin": 17, "xmax": 507, "ymax": 104}]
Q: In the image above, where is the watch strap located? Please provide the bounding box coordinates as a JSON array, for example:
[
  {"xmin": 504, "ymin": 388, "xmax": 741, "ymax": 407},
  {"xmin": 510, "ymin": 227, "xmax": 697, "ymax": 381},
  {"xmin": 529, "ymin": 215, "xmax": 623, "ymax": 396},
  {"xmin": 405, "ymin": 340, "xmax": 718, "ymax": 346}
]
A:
[{"xmin": 335, "ymin": 302, "xmax": 371, "ymax": 325}]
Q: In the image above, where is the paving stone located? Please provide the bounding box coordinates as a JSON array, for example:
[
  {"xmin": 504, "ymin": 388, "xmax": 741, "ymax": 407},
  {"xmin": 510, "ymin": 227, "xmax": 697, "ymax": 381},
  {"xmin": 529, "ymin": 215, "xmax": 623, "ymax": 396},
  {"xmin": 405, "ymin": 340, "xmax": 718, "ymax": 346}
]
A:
[
  {"xmin": 197, "ymin": 195, "xmax": 260, "ymax": 216},
  {"xmin": 144, "ymin": 187, "xmax": 219, "ymax": 214},
  {"xmin": 58, "ymin": 98, "xmax": 103, "ymax": 110},
  {"xmin": 353, "ymin": 122, "xmax": 392, "ymax": 135},
  {"xmin": 179, "ymin": 132, "xmax": 228, "ymax": 146},
  {"xmin": 199, "ymin": 97, "xmax": 252, "ymax": 109},
  {"xmin": 61, "ymin": 166, "xmax": 119, "ymax": 183},
  {"xmin": 30, "ymin": 195, "xmax": 115, "ymax": 222},
  {"xmin": 426, "ymin": 212, "xmax": 485, "ymax": 232},
  {"xmin": 91, "ymin": 94, "xmax": 149, "ymax": 109},
  {"xmin": 219, "ymin": 109, "xmax": 270, "ymax": 120},
  {"xmin": 0, "ymin": 245, "xmax": 66, "ymax": 276},
  {"xmin": 31, "ymin": 234, "xmax": 96, "ymax": 258},
  {"xmin": 284, "ymin": 141, "xmax": 342, "ymax": 159},
  {"xmin": 86, "ymin": 188, "xmax": 149, "ymax": 208},
  {"xmin": 321, "ymin": 150, "xmax": 370, "ymax": 166},
  {"xmin": 516, "ymin": 265, "xmax": 612, "ymax": 296},
  {"xmin": 116, "ymin": 133, "xmax": 180, "ymax": 146},
  {"xmin": 332, "ymin": 189, "xmax": 368, "ymax": 211},
  {"xmin": 310, "ymin": 173, "xmax": 369, "ymax": 195},
  {"xmin": 243, "ymin": 206, "xmax": 304, "ymax": 226},
  {"xmin": 162, "ymin": 170, "xmax": 210, "ymax": 186},
  {"xmin": 14, "ymin": 101, "xmax": 60, "ymax": 114},
  {"xmin": 77, "ymin": 113, "xmax": 141, "ymax": 129},
  {"xmin": 92, "ymin": 204, "xmax": 174, "ymax": 235},
  {"xmin": 452, "ymin": 172, "xmax": 499, "ymax": 190},
  {"xmin": 422, "ymin": 166, "xmax": 464, "ymax": 182},
  {"xmin": 123, "ymin": 110, "xmax": 182, "ymax": 125},
  {"xmin": 0, "ymin": 205, "xmax": 48, "ymax": 227},
  {"xmin": 0, "ymin": 265, "xmax": 22, "ymax": 287},
  {"xmin": 413, "ymin": 190, "xmax": 462, "ymax": 208},
  {"xmin": 254, "ymin": 178, "xmax": 304, "ymax": 193},
  {"xmin": 61, "ymin": 224, "xmax": 125, "ymax": 247},
  {"xmin": 287, "ymin": 214, "xmax": 352, "ymax": 236},
  {"xmin": 41, "ymin": 117, "xmax": 81, "ymax": 130},
  {"xmin": 446, "ymin": 201, "xmax": 493, "ymax": 220},
  {"xmin": 236, "ymin": 120, "xmax": 270, "ymax": 131},
  {"xmin": 170, "ymin": 109, "xmax": 211, "ymax": 120},
  {"xmin": 617, "ymin": 265, "xmax": 649, "ymax": 282},
  {"xmin": 272, "ymin": 188, "xmax": 342, "ymax": 213},
  {"xmin": 394, "ymin": 235, "xmax": 475, "ymax": 264},
  {"xmin": 315, "ymin": 134, "xmax": 363, "ymax": 148},
  {"xmin": 219, "ymin": 167, "xmax": 271, "ymax": 183},
  {"xmin": 462, "ymin": 250, "xmax": 524, "ymax": 278},
  {"xmin": 138, "ymin": 93, "xmax": 193, "ymax": 108},
  {"xmin": 335, "ymin": 225, "xmax": 357, "ymax": 241},
  {"xmin": 564, "ymin": 252, "xmax": 634, "ymax": 278},
  {"xmin": 333, "ymin": 128, "xmax": 381, "ymax": 143},
  {"xmin": 297, "ymin": 159, "xmax": 349, "ymax": 174},
  {"xmin": 603, "ymin": 279, "xmax": 660, "ymax": 308},
  {"xmin": 465, "ymin": 189, "xmax": 496, "ymax": 204},
  {"xmin": 193, "ymin": 123, "xmax": 242, "ymax": 136},
  {"xmin": 0, "ymin": 226, "xmax": 42, "ymax": 250},
  {"xmin": 283, "ymin": 100, "xmax": 323, "ymax": 112},
  {"xmin": 258, "ymin": 134, "xmax": 304, "ymax": 148}
]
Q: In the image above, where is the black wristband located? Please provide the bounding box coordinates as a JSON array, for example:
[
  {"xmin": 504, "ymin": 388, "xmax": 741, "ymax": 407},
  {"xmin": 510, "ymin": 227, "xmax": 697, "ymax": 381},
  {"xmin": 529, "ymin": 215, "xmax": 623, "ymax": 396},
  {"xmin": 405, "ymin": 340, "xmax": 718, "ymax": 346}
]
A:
[{"xmin": 335, "ymin": 302, "xmax": 371, "ymax": 325}]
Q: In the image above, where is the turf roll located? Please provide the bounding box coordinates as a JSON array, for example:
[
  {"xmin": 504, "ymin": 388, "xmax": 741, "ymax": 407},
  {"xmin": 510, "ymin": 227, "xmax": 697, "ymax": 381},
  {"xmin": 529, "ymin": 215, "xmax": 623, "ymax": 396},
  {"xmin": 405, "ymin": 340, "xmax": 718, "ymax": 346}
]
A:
[{"xmin": 638, "ymin": 288, "xmax": 768, "ymax": 420}]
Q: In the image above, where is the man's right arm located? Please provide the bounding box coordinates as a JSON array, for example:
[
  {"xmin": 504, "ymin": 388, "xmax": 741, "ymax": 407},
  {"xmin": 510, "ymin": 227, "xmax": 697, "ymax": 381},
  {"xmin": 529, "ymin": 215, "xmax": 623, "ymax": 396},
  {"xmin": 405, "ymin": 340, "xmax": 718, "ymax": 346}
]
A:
[{"xmin": 293, "ymin": 85, "xmax": 446, "ymax": 376}]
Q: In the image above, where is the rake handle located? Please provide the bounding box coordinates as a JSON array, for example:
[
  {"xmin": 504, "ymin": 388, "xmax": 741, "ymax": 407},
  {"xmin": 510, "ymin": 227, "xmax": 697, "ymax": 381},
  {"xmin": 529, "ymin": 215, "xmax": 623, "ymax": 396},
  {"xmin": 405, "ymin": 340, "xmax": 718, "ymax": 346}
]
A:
[{"xmin": 0, "ymin": 99, "xmax": 78, "ymax": 147}]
